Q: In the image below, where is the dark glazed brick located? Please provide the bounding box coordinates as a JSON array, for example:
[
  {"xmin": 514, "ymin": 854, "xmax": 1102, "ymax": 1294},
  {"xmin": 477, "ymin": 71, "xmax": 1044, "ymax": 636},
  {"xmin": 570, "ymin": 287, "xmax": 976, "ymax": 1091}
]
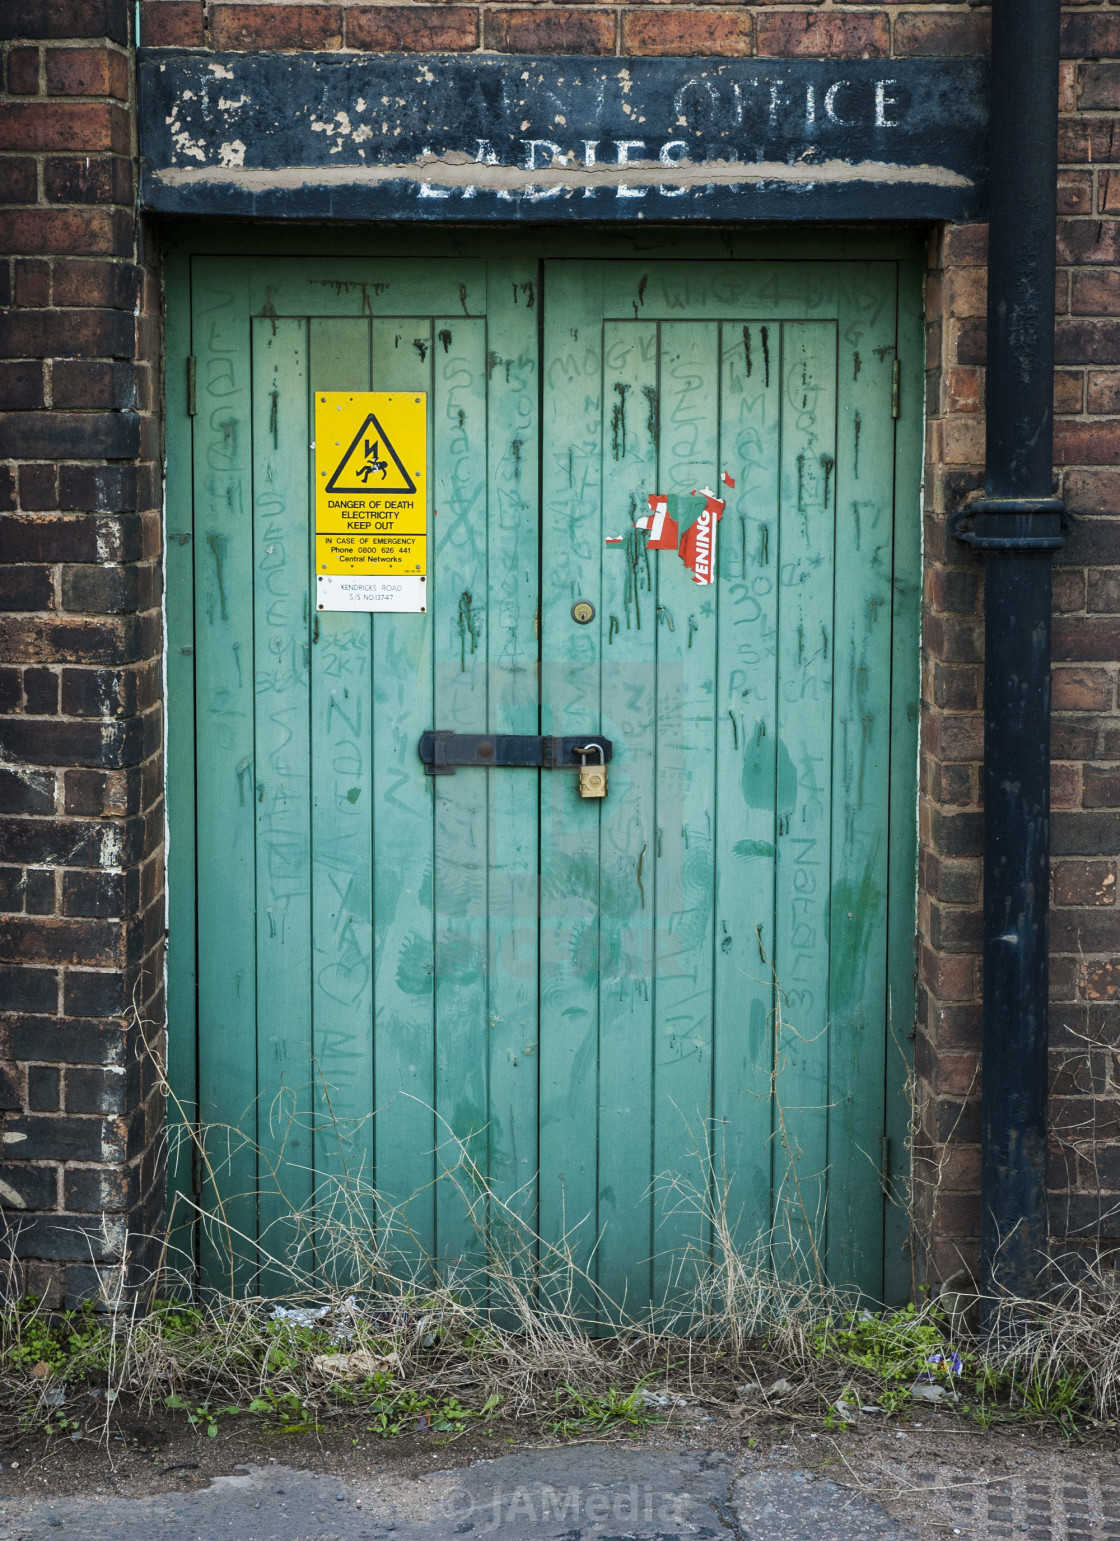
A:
[
  {"xmin": 65, "ymin": 1065, "xmax": 129, "ymax": 1115},
  {"xmin": 17, "ymin": 463, "xmax": 58, "ymax": 512},
  {"xmin": 0, "ymin": 1062, "xmax": 22, "ymax": 1110},
  {"xmin": 0, "ymin": 769, "xmax": 56, "ymax": 816},
  {"xmin": 0, "ymin": 966, "xmax": 58, "ymax": 1014},
  {"xmin": 23, "ymin": 669, "xmax": 59, "ymax": 715},
  {"xmin": 8, "ymin": 1016, "xmax": 124, "ymax": 1067},
  {"xmin": 45, "ymin": 154, "xmax": 133, "ymax": 205},
  {"xmin": 62, "ymin": 869, "xmax": 128, "ymax": 919},
  {"xmin": 11, "ymin": 1214, "xmax": 127, "ymax": 1263},
  {"xmin": 0, "ymin": 1164, "xmax": 57, "ymax": 1210},
  {"xmin": 0, "ymin": 0, "xmax": 130, "ymax": 43},
  {"xmin": 0, "ymin": 566, "xmax": 53, "ymax": 612},
  {"xmin": 62, "ymin": 969, "xmax": 129, "ymax": 1018},
  {"xmin": 0, "ymin": 411, "xmax": 141, "ymax": 462},
  {"xmin": 0, "ymin": 364, "xmax": 44, "ymax": 412},
  {"xmin": 53, "ymin": 261, "xmax": 139, "ymax": 311},
  {"xmin": 61, "ymin": 564, "xmax": 141, "ymax": 615},
  {"xmin": 894, "ymin": 12, "xmax": 990, "ymax": 57},
  {"xmin": 53, "ymin": 361, "xmax": 141, "ymax": 413},
  {"xmin": 28, "ymin": 1064, "xmax": 60, "ymax": 1112},
  {"xmin": 0, "ymin": 1115, "xmax": 118, "ymax": 1163},
  {"xmin": 24, "ymin": 869, "xmax": 56, "ymax": 915}
]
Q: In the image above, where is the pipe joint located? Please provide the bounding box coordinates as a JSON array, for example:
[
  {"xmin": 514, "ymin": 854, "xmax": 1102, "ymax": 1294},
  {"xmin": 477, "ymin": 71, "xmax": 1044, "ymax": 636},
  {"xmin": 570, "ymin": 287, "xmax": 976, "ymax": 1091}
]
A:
[{"xmin": 949, "ymin": 496, "xmax": 1069, "ymax": 553}]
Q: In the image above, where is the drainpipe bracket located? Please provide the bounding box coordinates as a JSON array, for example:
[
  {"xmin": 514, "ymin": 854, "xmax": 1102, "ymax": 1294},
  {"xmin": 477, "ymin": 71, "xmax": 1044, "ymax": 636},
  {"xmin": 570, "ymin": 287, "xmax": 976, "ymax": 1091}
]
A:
[{"xmin": 949, "ymin": 497, "xmax": 1069, "ymax": 552}]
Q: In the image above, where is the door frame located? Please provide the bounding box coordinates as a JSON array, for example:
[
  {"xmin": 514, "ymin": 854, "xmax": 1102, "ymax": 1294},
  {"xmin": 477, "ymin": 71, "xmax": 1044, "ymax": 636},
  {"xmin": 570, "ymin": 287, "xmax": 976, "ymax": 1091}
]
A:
[{"xmin": 161, "ymin": 224, "xmax": 925, "ymax": 1303}]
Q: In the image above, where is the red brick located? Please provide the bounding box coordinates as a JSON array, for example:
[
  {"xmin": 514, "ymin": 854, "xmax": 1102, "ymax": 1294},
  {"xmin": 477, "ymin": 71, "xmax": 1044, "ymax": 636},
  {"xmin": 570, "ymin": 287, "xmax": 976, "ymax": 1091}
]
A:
[
  {"xmin": 484, "ymin": 9, "xmax": 616, "ymax": 54},
  {"xmin": 1064, "ymin": 468, "xmax": 1120, "ymax": 517},
  {"xmin": 1071, "ymin": 270, "xmax": 1120, "ymax": 317},
  {"xmin": 1055, "ymin": 617, "xmax": 1120, "ymax": 662},
  {"xmin": 0, "ymin": 103, "xmax": 129, "ymax": 155},
  {"xmin": 1056, "ymin": 318, "xmax": 1120, "ymax": 367},
  {"xmin": 346, "ymin": 7, "xmax": 477, "ymax": 51},
  {"xmin": 1083, "ymin": 765, "xmax": 1120, "ymax": 810},
  {"xmin": 0, "ymin": 207, "xmax": 132, "ymax": 257},
  {"xmin": 1062, "ymin": 14, "xmax": 1120, "ymax": 60},
  {"xmin": 138, "ymin": 1, "xmax": 204, "ymax": 47},
  {"xmin": 1101, "ymin": 172, "xmax": 1120, "ymax": 216},
  {"xmin": 1051, "ymin": 761, "xmax": 1083, "ymax": 811},
  {"xmin": 941, "ymin": 223, "xmax": 987, "ymax": 267},
  {"xmin": 45, "ymin": 48, "xmax": 129, "ymax": 100},
  {"xmin": 1058, "ymin": 219, "xmax": 1120, "ymax": 266},
  {"xmin": 1053, "ymin": 859, "xmax": 1117, "ymax": 908},
  {"xmin": 209, "ymin": 4, "xmax": 343, "ymax": 50},
  {"xmin": 0, "ymin": 159, "xmax": 37, "ymax": 203},
  {"xmin": 1055, "ymin": 371, "xmax": 1084, "ymax": 414},
  {"xmin": 757, "ymin": 10, "xmax": 889, "ymax": 58},
  {"xmin": 7, "ymin": 48, "xmax": 40, "ymax": 95},
  {"xmin": 1054, "ymin": 420, "xmax": 1120, "ymax": 465},
  {"xmin": 1053, "ymin": 567, "xmax": 1086, "ymax": 614},
  {"xmin": 921, "ymin": 946, "xmax": 976, "ymax": 1002},
  {"xmin": 53, "ymin": 260, "xmax": 140, "ymax": 310},
  {"xmin": 622, "ymin": 9, "xmax": 752, "ymax": 56},
  {"xmin": 14, "ymin": 260, "xmax": 51, "ymax": 308},
  {"xmin": 1088, "ymin": 372, "xmax": 1120, "ymax": 415},
  {"xmin": 1060, "ymin": 119, "xmax": 1120, "ymax": 168},
  {"xmin": 893, "ymin": 12, "xmax": 989, "ymax": 57},
  {"xmin": 1057, "ymin": 174, "xmax": 1093, "ymax": 217}
]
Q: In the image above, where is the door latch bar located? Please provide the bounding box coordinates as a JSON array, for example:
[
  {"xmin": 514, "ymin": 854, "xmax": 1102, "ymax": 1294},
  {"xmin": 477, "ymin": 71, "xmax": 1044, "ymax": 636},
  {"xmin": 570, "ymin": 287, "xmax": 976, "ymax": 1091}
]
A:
[{"xmin": 418, "ymin": 732, "xmax": 613, "ymax": 776}]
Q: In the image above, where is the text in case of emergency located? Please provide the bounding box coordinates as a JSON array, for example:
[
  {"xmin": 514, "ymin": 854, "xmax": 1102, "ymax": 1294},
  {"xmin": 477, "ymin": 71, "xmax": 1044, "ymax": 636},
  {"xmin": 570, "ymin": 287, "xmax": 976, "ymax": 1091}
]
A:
[{"xmin": 314, "ymin": 391, "xmax": 428, "ymax": 612}]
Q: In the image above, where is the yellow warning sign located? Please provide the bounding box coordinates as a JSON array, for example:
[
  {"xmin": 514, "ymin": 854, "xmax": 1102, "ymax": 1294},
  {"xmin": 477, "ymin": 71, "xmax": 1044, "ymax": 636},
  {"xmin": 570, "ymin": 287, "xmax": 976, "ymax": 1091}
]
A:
[{"xmin": 314, "ymin": 392, "xmax": 427, "ymax": 612}]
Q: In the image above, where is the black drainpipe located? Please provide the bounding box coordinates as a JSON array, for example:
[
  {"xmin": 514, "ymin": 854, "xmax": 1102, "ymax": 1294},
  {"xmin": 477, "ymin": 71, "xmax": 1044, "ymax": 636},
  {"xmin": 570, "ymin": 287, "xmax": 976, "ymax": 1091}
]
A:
[{"xmin": 949, "ymin": 0, "xmax": 1067, "ymax": 1305}]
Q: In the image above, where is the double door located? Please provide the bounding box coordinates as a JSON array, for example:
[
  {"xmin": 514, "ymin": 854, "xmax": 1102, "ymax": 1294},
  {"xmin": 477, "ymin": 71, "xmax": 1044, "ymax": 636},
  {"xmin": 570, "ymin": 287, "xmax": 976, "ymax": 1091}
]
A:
[{"xmin": 167, "ymin": 250, "xmax": 921, "ymax": 1306}]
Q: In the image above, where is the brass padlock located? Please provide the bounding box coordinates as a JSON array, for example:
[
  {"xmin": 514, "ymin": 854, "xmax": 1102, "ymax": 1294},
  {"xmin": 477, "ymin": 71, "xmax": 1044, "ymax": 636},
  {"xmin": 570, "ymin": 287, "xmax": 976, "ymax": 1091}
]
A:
[{"xmin": 576, "ymin": 743, "xmax": 608, "ymax": 799}]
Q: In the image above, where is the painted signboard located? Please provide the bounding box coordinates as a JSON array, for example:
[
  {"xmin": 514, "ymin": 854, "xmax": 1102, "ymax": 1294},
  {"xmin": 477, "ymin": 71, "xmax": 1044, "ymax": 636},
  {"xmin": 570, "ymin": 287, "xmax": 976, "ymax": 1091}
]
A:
[
  {"xmin": 314, "ymin": 391, "xmax": 427, "ymax": 613},
  {"xmin": 138, "ymin": 54, "xmax": 988, "ymax": 223}
]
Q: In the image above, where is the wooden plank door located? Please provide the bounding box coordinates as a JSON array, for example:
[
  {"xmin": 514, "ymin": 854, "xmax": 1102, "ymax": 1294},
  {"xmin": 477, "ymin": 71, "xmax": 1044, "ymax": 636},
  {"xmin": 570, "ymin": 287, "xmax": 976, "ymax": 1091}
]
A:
[
  {"xmin": 539, "ymin": 260, "xmax": 918, "ymax": 1307},
  {"xmin": 168, "ymin": 248, "xmax": 920, "ymax": 1308},
  {"xmin": 173, "ymin": 256, "xmax": 539, "ymax": 1288}
]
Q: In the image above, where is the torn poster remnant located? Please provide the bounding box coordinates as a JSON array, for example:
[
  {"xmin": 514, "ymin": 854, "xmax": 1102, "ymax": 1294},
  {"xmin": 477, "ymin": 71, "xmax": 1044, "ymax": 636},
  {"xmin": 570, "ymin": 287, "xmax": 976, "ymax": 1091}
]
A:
[
  {"xmin": 631, "ymin": 489, "xmax": 724, "ymax": 584},
  {"xmin": 678, "ymin": 491, "xmax": 724, "ymax": 585},
  {"xmin": 635, "ymin": 494, "xmax": 680, "ymax": 551}
]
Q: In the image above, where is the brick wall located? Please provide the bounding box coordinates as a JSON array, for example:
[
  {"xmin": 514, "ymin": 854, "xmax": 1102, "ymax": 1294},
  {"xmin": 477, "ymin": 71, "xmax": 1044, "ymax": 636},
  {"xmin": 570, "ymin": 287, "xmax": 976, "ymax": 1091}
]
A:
[
  {"xmin": 916, "ymin": 20, "xmax": 1120, "ymax": 1286},
  {"xmin": 4, "ymin": 0, "xmax": 1120, "ymax": 1300},
  {"xmin": 0, "ymin": 0, "xmax": 165, "ymax": 1308},
  {"xmin": 140, "ymin": 0, "xmax": 998, "ymax": 59}
]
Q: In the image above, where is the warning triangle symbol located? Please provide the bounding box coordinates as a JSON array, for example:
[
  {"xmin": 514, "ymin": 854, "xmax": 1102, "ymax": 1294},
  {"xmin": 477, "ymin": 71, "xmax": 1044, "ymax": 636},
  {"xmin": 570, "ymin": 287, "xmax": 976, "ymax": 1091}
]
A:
[{"xmin": 324, "ymin": 413, "xmax": 417, "ymax": 496}]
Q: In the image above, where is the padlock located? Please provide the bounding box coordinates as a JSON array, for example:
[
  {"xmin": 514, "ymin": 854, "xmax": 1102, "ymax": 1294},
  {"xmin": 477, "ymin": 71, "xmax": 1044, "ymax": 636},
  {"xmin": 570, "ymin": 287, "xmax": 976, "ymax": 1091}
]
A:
[{"xmin": 575, "ymin": 743, "xmax": 608, "ymax": 799}]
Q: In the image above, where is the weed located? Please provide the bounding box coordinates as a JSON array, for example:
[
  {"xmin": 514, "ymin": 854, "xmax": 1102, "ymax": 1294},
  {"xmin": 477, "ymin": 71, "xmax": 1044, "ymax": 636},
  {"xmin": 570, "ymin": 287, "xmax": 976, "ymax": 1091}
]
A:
[{"xmin": 549, "ymin": 1385, "xmax": 659, "ymax": 1439}]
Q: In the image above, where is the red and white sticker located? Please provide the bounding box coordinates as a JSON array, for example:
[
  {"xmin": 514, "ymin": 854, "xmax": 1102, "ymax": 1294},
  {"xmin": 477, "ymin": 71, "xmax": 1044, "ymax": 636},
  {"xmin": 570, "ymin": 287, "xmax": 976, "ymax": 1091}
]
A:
[
  {"xmin": 634, "ymin": 494, "xmax": 680, "ymax": 551},
  {"xmin": 678, "ymin": 491, "xmax": 724, "ymax": 585}
]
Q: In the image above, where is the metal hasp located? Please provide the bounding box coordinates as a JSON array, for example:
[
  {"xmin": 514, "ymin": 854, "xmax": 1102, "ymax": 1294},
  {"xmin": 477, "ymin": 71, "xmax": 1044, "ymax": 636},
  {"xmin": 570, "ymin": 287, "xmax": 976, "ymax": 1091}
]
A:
[
  {"xmin": 950, "ymin": 0, "xmax": 1066, "ymax": 1311},
  {"xmin": 418, "ymin": 732, "xmax": 614, "ymax": 775}
]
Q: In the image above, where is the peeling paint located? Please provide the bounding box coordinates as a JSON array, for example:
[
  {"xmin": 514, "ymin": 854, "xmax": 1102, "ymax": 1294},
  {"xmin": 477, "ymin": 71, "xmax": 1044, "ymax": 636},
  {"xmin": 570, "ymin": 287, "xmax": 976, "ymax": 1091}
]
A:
[{"xmin": 138, "ymin": 54, "xmax": 988, "ymax": 223}]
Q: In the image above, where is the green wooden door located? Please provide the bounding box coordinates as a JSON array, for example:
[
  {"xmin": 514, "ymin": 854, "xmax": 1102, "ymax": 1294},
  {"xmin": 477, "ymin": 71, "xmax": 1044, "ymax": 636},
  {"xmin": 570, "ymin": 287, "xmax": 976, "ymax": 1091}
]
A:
[{"xmin": 167, "ymin": 250, "xmax": 920, "ymax": 1307}]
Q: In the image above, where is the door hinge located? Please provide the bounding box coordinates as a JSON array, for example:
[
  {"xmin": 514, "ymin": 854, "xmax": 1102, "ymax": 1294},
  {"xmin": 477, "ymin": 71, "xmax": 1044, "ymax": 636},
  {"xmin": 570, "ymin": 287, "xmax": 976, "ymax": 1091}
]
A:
[
  {"xmin": 187, "ymin": 355, "xmax": 197, "ymax": 416},
  {"xmin": 891, "ymin": 357, "xmax": 900, "ymax": 419},
  {"xmin": 880, "ymin": 1135, "xmax": 892, "ymax": 1199}
]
